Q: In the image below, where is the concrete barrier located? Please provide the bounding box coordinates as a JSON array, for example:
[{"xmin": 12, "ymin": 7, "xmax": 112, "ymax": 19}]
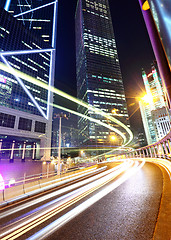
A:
[
  {"xmin": 0, "ymin": 190, "xmax": 4, "ymax": 202},
  {"xmin": 4, "ymin": 185, "xmax": 24, "ymax": 201},
  {"xmin": 0, "ymin": 165, "xmax": 98, "ymax": 204},
  {"xmin": 24, "ymin": 180, "xmax": 40, "ymax": 194}
]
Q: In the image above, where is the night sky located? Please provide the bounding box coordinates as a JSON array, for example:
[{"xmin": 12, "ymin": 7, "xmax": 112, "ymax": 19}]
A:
[{"xmin": 55, "ymin": 0, "xmax": 155, "ymax": 134}]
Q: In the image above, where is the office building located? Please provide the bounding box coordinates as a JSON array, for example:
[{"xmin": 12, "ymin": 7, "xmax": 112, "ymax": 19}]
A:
[
  {"xmin": 0, "ymin": 2, "xmax": 57, "ymax": 160},
  {"xmin": 139, "ymin": 99, "xmax": 157, "ymax": 144},
  {"xmin": 75, "ymin": 0, "xmax": 130, "ymax": 146},
  {"xmin": 139, "ymin": 65, "xmax": 169, "ymax": 144},
  {"xmin": 2, "ymin": 0, "xmax": 54, "ymax": 44},
  {"xmin": 151, "ymin": 107, "xmax": 171, "ymax": 140},
  {"xmin": 142, "ymin": 65, "xmax": 165, "ymax": 110}
]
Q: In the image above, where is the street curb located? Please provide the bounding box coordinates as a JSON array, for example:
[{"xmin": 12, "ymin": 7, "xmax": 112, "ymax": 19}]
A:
[{"xmin": 153, "ymin": 165, "xmax": 171, "ymax": 240}]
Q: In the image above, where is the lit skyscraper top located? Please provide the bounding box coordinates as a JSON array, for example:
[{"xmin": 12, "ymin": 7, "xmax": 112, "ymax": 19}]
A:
[
  {"xmin": 139, "ymin": 65, "xmax": 167, "ymax": 144},
  {"xmin": 75, "ymin": 0, "xmax": 130, "ymax": 146},
  {"xmin": 2, "ymin": 0, "xmax": 55, "ymax": 44}
]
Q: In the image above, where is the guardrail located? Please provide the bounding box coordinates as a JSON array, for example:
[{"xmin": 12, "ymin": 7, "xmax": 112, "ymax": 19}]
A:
[
  {"xmin": 0, "ymin": 165, "xmax": 97, "ymax": 204},
  {"xmin": 124, "ymin": 131, "xmax": 171, "ymax": 160}
]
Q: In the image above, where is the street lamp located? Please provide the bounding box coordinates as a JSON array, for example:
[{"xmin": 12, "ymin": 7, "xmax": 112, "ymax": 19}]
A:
[
  {"xmin": 141, "ymin": 93, "xmax": 154, "ymax": 104},
  {"xmin": 110, "ymin": 135, "xmax": 116, "ymax": 141},
  {"xmin": 54, "ymin": 113, "xmax": 68, "ymax": 175},
  {"xmin": 111, "ymin": 108, "xmax": 119, "ymax": 115}
]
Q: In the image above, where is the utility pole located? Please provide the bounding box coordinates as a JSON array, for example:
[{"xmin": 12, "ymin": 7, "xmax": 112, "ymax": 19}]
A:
[{"xmin": 54, "ymin": 113, "xmax": 68, "ymax": 175}]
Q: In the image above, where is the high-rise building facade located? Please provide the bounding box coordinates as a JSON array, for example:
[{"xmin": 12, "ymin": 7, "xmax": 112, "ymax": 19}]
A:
[
  {"xmin": 3, "ymin": 0, "xmax": 55, "ymax": 44},
  {"xmin": 0, "ymin": 1, "xmax": 57, "ymax": 160},
  {"xmin": 139, "ymin": 99, "xmax": 157, "ymax": 144},
  {"xmin": 151, "ymin": 107, "xmax": 171, "ymax": 140},
  {"xmin": 139, "ymin": 65, "xmax": 169, "ymax": 144},
  {"xmin": 142, "ymin": 65, "xmax": 165, "ymax": 109},
  {"xmin": 75, "ymin": 0, "xmax": 130, "ymax": 146}
]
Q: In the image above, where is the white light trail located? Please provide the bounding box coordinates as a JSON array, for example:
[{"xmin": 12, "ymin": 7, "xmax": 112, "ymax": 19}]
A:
[
  {"xmin": 27, "ymin": 161, "xmax": 145, "ymax": 240},
  {"xmin": 0, "ymin": 167, "xmax": 106, "ymax": 219},
  {"xmin": 0, "ymin": 61, "xmax": 133, "ymax": 144},
  {"xmin": 0, "ymin": 55, "xmax": 47, "ymax": 119},
  {"xmin": 52, "ymin": 102, "xmax": 127, "ymax": 142},
  {"xmin": 0, "ymin": 161, "xmax": 136, "ymax": 239}
]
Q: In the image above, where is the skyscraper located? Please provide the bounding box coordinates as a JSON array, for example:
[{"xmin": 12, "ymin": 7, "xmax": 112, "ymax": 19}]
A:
[
  {"xmin": 139, "ymin": 65, "xmax": 168, "ymax": 144},
  {"xmin": 0, "ymin": 1, "xmax": 57, "ymax": 160},
  {"xmin": 75, "ymin": 0, "xmax": 130, "ymax": 146},
  {"xmin": 3, "ymin": 0, "xmax": 55, "ymax": 44}
]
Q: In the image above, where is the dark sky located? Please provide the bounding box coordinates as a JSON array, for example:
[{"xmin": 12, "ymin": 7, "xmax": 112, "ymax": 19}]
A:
[{"xmin": 55, "ymin": 0, "xmax": 155, "ymax": 133}]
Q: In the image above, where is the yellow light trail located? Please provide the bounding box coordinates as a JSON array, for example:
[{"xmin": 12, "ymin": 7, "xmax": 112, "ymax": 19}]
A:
[
  {"xmin": 0, "ymin": 162, "xmax": 133, "ymax": 240},
  {"xmin": 0, "ymin": 62, "xmax": 133, "ymax": 145},
  {"xmin": 52, "ymin": 102, "xmax": 127, "ymax": 143},
  {"xmin": 29, "ymin": 161, "xmax": 145, "ymax": 240}
]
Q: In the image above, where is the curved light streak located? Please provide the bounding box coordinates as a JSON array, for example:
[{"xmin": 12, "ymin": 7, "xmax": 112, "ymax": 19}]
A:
[
  {"xmin": 51, "ymin": 102, "xmax": 126, "ymax": 143},
  {"xmin": 28, "ymin": 161, "xmax": 145, "ymax": 240},
  {"xmin": 0, "ymin": 161, "xmax": 134, "ymax": 239},
  {"xmin": 0, "ymin": 62, "xmax": 133, "ymax": 145}
]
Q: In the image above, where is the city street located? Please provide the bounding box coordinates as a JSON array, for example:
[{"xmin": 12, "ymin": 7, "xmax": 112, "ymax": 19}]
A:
[{"xmin": 0, "ymin": 162, "xmax": 163, "ymax": 240}]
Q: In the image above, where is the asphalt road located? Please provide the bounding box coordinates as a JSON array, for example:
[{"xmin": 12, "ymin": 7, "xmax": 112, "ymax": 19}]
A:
[
  {"xmin": 0, "ymin": 161, "xmax": 163, "ymax": 240},
  {"xmin": 48, "ymin": 162, "xmax": 163, "ymax": 240}
]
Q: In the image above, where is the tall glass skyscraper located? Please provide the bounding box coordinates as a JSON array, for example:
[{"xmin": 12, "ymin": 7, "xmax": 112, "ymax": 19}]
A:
[
  {"xmin": 75, "ymin": 0, "xmax": 130, "ymax": 146},
  {"xmin": 0, "ymin": 1, "xmax": 57, "ymax": 160},
  {"xmin": 139, "ymin": 65, "xmax": 168, "ymax": 144},
  {"xmin": 3, "ymin": 0, "xmax": 54, "ymax": 44}
]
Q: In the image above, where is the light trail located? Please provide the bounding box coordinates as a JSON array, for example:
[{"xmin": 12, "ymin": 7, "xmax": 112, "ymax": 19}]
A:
[
  {"xmin": 0, "ymin": 62, "xmax": 133, "ymax": 145},
  {"xmin": 51, "ymin": 102, "xmax": 127, "ymax": 143},
  {"xmin": 27, "ymin": 160, "xmax": 145, "ymax": 240},
  {"xmin": 0, "ymin": 161, "xmax": 138, "ymax": 239},
  {"xmin": 0, "ymin": 166, "xmax": 106, "ymax": 219},
  {"xmin": 138, "ymin": 158, "xmax": 171, "ymax": 180}
]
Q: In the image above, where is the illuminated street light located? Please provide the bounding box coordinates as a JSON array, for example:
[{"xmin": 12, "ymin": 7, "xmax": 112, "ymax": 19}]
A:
[
  {"xmin": 111, "ymin": 108, "xmax": 118, "ymax": 115},
  {"xmin": 141, "ymin": 93, "xmax": 154, "ymax": 104},
  {"xmin": 110, "ymin": 135, "xmax": 116, "ymax": 141}
]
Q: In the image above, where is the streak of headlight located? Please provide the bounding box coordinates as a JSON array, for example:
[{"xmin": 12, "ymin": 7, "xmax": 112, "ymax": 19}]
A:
[
  {"xmin": 27, "ymin": 161, "xmax": 145, "ymax": 240},
  {"xmin": 0, "ymin": 166, "xmax": 107, "ymax": 219},
  {"xmin": 51, "ymin": 102, "xmax": 126, "ymax": 142},
  {"xmin": 0, "ymin": 62, "xmax": 133, "ymax": 145},
  {"xmin": 0, "ymin": 161, "xmax": 133, "ymax": 239}
]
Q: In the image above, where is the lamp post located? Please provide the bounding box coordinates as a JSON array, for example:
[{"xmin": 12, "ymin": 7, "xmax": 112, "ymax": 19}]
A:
[{"xmin": 54, "ymin": 113, "xmax": 68, "ymax": 175}]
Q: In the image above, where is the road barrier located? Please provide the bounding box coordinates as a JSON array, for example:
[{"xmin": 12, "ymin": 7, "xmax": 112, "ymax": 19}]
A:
[{"xmin": 0, "ymin": 164, "xmax": 98, "ymax": 205}]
